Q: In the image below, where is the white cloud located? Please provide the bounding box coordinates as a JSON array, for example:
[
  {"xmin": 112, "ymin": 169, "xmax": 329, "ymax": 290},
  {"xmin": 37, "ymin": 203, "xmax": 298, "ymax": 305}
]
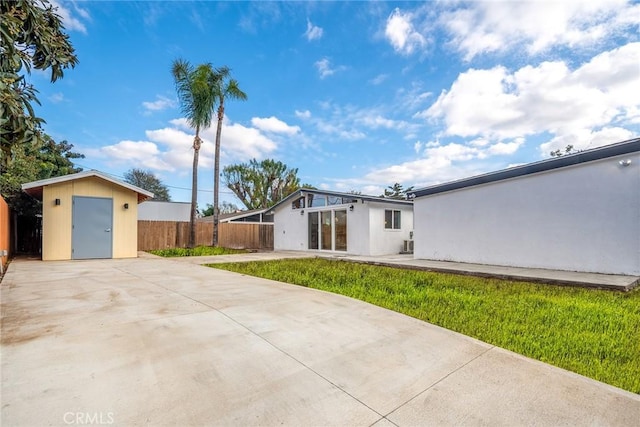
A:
[
  {"xmin": 314, "ymin": 58, "xmax": 346, "ymax": 79},
  {"xmin": 49, "ymin": 92, "xmax": 65, "ymax": 103},
  {"xmin": 361, "ymin": 140, "xmax": 521, "ymax": 188},
  {"xmin": 540, "ymin": 127, "xmax": 636, "ymax": 155},
  {"xmin": 385, "ymin": 8, "xmax": 427, "ymax": 55},
  {"xmin": 358, "ymin": 114, "xmax": 410, "ymax": 131},
  {"xmin": 100, "ymin": 140, "xmax": 175, "ymax": 171},
  {"xmin": 215, "ymin": 122, "xmax": 278, "ymax": 160},
  {"xmin": 422, "ymin": 42, "xmax": 640, "ymax": 153},
  {"xmin": 99, "ymin": 117, "xmax": 279, "ymax": 172},
  {"xmin": 413, "ymin": 141, "xmax": 423, "ymax": 154},
  {"xmin": 304, "ymin": 19, "xmax": 323, "ymax": 41},
  {"xmin": 142, "ymin": 95, "xmax": 176, "ymax": 113},
  {"xmin": 295, "ymin": 110, "xmax": 311, "ymax": 119},
  {"xmin": 396, "ymin": 84, "xmax": 432, "ymax": 112},
  {"xmin": 316, "ymin": 121, "xmax": 366, "ymax": 140},
  {"xmin": 325, "ymin": 138, "xmax": 525, "ymax": 194},
  {"xmin": 486, "ymin": 139, "xmax": 524, "ymax": 156},
  {"xmin": 251, "ymin": 116, "xmax": 300, "ymax": 135},
  {"xmin": 50, "ymin": 0, "xmax": 90, "ymax": 33},
  {"xmin": 302, "ymin": 101, "xmax": 422, "ymax": 145},
  {"xmin": 145, "ymin": 127, "xmax": 194, "ymax": 152},
  {"xmin": 440, "ymin": 0, "xmax": 640, "ymax": 60},
  {"xmin": 172, "ymin": 117, "xmax": 278, "ymax": 162},
  {"xmin": 369, "ymin": 74, "xmax": 389, "ymax": 85}
]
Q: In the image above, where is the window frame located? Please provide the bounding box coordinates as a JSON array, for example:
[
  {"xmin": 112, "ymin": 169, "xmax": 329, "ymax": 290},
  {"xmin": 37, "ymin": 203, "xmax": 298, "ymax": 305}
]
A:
[
  {"xmin": 292, "ymin": 196, "xmax": 305, "ymax": 209},
  {"xmin": 384, "ymin": 209, "xmax": 401, "ymax": 230}
]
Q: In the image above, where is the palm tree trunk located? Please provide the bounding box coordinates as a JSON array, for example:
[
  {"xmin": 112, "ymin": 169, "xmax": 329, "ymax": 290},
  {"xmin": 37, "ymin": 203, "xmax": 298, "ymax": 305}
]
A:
[
  {"xmin": 212, "ymin": 101, "xmax": 224, "ymax": 247},
  {"xmin": 189, "ymin": 130, "xmax": 202, "ymax": 248}
]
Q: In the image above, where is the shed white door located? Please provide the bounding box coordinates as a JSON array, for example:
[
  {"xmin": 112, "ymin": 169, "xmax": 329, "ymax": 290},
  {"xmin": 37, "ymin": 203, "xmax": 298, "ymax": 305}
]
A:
[{"xmin": 72, "ymin": 196, "xmax": 113, "ymax": 259}]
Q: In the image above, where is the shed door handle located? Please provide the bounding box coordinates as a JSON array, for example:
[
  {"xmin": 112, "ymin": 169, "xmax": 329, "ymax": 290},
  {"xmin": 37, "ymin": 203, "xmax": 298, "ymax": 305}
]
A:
[{"xmin": 105, "ymin": 228, "xmax": 111, "ymax": 232}]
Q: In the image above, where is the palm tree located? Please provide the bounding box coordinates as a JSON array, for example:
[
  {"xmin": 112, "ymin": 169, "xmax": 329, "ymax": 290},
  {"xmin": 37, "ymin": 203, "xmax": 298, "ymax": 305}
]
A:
[
  {"xmin": 172, "ymin": 59, "xmax": 220, "ymax": 247},
  {"xmin": 212, "ymin": 67, "xmax": 247, "ymax": 246}
]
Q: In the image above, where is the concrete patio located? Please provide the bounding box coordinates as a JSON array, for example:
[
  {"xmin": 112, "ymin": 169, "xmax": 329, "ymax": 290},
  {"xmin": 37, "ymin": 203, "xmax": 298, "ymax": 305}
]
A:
[
  {"xmin": 191, "ymin": 250, "xmax": 640, "ymax": 291},
  {"xmin": 1, "ymin": 256, "xmax": 638, "ymax": 426}
]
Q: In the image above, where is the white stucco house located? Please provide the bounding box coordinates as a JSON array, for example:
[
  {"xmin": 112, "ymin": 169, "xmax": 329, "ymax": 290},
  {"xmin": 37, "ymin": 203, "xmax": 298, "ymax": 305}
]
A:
[
  {"xmin": 272, "ymin": 189, "xmax": 413, "ymax": 256},
  {"xmin": 410, "ymin": 138, "xmax": 640, "ymax": 276},
  {"xmin": 138, "ymin": 201, "xmax": 191, "ymax": 221}
]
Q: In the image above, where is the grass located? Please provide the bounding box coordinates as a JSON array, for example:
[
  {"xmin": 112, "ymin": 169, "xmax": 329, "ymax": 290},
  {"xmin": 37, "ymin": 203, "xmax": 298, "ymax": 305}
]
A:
[
  {"xmin": 211, "ymin": 258, "xmax": 640, "ymax": 394},
  {"xmin": 149, "ymin": 246, "xmax": 249, "ymax": 257}
]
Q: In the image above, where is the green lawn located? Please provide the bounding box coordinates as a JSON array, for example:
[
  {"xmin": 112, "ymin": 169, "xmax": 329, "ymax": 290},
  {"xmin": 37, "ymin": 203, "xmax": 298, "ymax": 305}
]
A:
[
  {"xmin": 211, "ymin": 258, "xmax": 640, "ymax": 394},
  {"xmin": 149, "ymin": 246, "xmax": 249, "ymax": 257}
]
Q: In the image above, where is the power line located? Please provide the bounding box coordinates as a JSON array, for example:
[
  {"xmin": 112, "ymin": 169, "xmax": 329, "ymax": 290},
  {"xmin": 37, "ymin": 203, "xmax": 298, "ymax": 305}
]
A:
[{"xmin": 73, "ymin": 163, "xmax": 236, "ymax": 195}]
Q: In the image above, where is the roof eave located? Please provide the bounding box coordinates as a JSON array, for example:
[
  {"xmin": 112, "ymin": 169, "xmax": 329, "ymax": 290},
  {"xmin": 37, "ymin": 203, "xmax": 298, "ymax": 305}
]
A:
[
  {"xmin": 411, "ymin": 137, "xmax": 640, "ymax": 199},
  {"xmin": 21, "ymin": 170, "xmax": 154, "ymax": 202}
]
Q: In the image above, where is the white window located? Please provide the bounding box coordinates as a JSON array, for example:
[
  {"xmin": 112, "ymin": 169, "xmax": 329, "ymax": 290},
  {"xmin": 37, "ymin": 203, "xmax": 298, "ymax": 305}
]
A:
[
  {"xmin": 308, "ymin": 194, "xmax": 326, "ymax": 207},
  {"xmin": 292, "ymin": 196, "xmax": 305, "ymax": 209},
  {"xmin": 384, "ymin": 209, "xmax": 401, "ymax": 230}
]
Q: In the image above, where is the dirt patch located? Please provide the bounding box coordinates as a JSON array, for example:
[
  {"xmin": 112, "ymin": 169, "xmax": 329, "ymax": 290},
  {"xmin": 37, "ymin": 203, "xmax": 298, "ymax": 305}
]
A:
[
  {"xmin": 0, "ymin": 303, "xmax": 60, "ymax": 346},
  {"xmin": 1, "ymin": 323, "xmax": 59, "ymax": 345}
]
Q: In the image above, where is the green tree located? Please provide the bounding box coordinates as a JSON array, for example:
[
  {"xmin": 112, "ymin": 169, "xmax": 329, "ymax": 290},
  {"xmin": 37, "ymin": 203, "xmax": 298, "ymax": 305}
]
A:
[
  {"xmin": 223, "ymin": 159, "xmax": 301, "ymax": 210},
  {"xmin": 0, "ymin": 134, "xmax": 83, "ymax": 215},
  {"xmin": 172, "ymin": 59, "xmax": 221, "ymax": 247},
  {"xmin": 381, "ymin": 183, "xmax": 414, "ymax": 200},
  {"xmin": 1, "ymin": 0, "xmax": 78, "ymax": 169},
  {"xmin": 200, "ymin": 201, "xmax": 239, "ymax": 217},
  {"xmin": 212, "ymin": 67, "xmax": 247, "ymax": 246},
  {"xmin": 123, "ymin": 168, "xmax": 171, "ymax": 201},
  {"xmin": 550, "ymin": 145, "xmax": 579, "ymax": 157}
]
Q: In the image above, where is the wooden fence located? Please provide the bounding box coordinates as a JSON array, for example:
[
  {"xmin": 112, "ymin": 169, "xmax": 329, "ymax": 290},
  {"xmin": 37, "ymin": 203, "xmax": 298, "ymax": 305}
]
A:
[
  {"xmin": 137, "ymin": 221, "xmax": 274, "ymax": 251},
  {"xmin": 0, "ymin": 197, "xmax": 10, "ymax": 270}
]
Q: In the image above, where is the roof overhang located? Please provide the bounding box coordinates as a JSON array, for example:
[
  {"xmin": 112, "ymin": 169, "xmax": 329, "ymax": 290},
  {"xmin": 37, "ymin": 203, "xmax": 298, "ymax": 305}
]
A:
[
  {"xmin": 269, "ymin": 188, "xmax": 413, "ymax": 213},
  {"xmin": 22, "ymin": 170, "xmax": 154, "ymax": 203},
  {"xmin": 410, "ymin": 137, "xmax": 640, "ymax": 199}
]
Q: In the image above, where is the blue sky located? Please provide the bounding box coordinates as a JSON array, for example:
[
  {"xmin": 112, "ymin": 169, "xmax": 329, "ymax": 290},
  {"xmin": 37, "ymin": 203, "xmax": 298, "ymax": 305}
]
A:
[{"xmin": 32, "ymin": 1, "xmax": 640, "ymax": 206}]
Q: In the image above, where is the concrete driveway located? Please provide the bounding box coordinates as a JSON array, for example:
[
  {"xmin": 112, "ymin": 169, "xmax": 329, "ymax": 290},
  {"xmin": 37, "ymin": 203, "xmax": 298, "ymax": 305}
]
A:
[{"xmin": 1, "ymin": 256, "xmax": 638, "ymax": 426}]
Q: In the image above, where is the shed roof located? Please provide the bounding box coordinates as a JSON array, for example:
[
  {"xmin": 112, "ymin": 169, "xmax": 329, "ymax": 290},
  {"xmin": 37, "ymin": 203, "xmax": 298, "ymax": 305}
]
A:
[
  {"xmin": 22, "ymin": 170, "xmax": 154, "ymax": 203},
  {"xmin": 269, "ymin": 188, "xmax": 412, "ymax": 213},
  {"xmin": 410, "ymin": 137, "xmax": 640, "ymax": 199}
]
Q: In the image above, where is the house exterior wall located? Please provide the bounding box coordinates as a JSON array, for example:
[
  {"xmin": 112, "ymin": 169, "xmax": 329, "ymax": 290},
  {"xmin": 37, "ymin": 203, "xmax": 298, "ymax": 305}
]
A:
[
  {"xmin": 42, "ymin": 181, "xmax": 73, "ymax": 260},
  {"xmin": 413, "ymin": 152, "xmax": 640, "ymax": 275},
  {"xmin": 111, "ymin": 186, "xmax": 139, "ymax": 258},
  {"xmin": 345, "ymin": 201, "xmax": 370, "ymax": 255},
  {"xmin": 273, "ymin": 203, "xmax": 308, "ymax": 251},
  {"xmin": 42, "ymin": 177, "xmax": 139, "ymax": 260},
  {"xmin": 367, "ymin": 202, "xmax": 414, "ymax": 256},
  {"xmin": 138, "ymin": 201, "xmax": 191, "ymax": 221},
  {"xmin": 274, "ymin": 198, "xmax": 413, "ymax": 256}
]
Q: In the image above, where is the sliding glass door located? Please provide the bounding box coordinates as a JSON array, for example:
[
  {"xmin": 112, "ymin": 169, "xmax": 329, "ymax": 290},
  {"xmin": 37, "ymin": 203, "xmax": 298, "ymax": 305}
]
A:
[
  {"xmin": 308, "ymin": 210, "xmax": 347, "ymax": 251},
  {"xmin": 308, "ymin": 212, "xmax": 319, "ymax": 249},
  {"xmin": 334, "ymin": 210, "xmax": 347, "ymax": 251},
  {"xmin": 321, "ymin": 211, "xmax": 332, "ymax": 250}
]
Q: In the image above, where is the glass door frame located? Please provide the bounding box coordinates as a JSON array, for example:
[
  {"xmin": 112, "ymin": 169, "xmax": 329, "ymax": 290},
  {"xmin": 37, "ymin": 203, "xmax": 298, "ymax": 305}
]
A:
[{"xmin": 308, "ymin": 209, "xmax": 348, "ymax": 252}]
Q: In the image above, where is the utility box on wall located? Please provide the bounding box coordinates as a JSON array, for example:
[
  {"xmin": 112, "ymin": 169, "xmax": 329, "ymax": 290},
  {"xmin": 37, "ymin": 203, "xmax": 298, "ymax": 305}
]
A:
[{"xmin": 22, "ymin": 171, "xmax": 153, "ymax": 261}]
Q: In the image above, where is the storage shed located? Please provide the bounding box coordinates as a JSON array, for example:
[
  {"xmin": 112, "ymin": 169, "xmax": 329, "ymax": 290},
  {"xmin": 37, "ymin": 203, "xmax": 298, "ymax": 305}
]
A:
[{"xmin": 22, "ymin": 170, "xmax": 153, "ymax": 261}]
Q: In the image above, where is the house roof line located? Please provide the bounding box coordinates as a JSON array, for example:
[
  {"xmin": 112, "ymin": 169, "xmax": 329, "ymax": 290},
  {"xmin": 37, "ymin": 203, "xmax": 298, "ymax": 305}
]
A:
[
  {"xmin": 269, "ymin": 188, "xmax": 412, "ymax": 213},
  {"xmin": 410, "ymin": 137, "xmax": 640, "ymax": 199},
  {"xmin": 199, "ymin": 208, "xmax": 270, "ymax": 222},
  {"xmin": 141, "ymin": 200, "xmax": 190, "ymax": 205},
  {"xmin": 22, "ymin": 170, "xmax": 154, "ymax": 203}
]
